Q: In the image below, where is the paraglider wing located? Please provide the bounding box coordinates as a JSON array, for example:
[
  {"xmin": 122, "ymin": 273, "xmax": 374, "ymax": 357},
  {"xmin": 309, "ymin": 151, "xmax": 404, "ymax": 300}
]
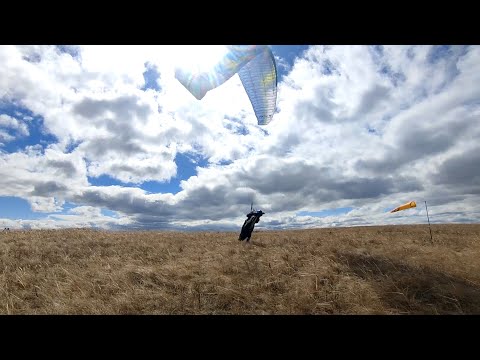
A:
[
  {"xmin": 174, "ymin": 45, "xmax": 278, "ymax": 125},
  {"xmin": 175, "ymin": 45, "xmax": 267, "ymax": 101},
  {"xmin": 175, "ymin": 69, "xmax": 210, "ymax": 100},
  {"xmin": 238, "ymin": 47, "xmax": 278, "ymax": 125},
  {"xmin": 390, "ymin": 201, "xmax": 417, "ymax": 213}
]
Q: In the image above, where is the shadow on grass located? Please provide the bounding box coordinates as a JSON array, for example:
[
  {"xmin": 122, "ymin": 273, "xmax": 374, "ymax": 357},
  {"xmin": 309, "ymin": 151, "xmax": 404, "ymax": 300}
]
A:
[{"xmin": 337, "ymin": 252, "xmax": 480, "ymax": 314}]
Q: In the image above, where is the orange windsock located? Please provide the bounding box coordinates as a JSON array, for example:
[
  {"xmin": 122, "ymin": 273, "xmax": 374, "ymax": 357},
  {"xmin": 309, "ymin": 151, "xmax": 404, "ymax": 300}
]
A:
[{"xmin": 390, "ymin": 201, "xmax": 417, "ymax": 213}]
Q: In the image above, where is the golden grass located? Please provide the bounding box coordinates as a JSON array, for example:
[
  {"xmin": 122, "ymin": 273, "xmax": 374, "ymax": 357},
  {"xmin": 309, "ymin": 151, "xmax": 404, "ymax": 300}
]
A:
[{"xmin": 0, "ymin": 224, "xmax": 479, "ymax": 314}]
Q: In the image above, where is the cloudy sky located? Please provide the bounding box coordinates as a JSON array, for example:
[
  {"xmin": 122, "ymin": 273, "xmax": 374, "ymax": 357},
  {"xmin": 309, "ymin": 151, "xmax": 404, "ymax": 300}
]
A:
[{"xmin": 0, "ymin": 45, "xmax": 478, "ymax": 230}]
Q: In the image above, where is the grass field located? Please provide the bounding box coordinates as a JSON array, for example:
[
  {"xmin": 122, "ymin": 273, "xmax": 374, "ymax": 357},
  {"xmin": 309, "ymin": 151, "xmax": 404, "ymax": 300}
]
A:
[{"xmin": 0, "ymin": 224, "xmax": 479, "ymax": 314}]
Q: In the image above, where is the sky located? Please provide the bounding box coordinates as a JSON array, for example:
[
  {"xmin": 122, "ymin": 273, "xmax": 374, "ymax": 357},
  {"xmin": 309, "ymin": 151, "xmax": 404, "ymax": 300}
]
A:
[{"xmin": 0, "ymin": 45, "xmax": 479, "ymax": 231}]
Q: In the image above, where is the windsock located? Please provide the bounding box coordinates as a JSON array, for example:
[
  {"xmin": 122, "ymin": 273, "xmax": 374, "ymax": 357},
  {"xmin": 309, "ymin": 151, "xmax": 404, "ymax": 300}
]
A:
[{"xmin": 390, "ymin": 201, "xmax": 417, "ymax": 213}]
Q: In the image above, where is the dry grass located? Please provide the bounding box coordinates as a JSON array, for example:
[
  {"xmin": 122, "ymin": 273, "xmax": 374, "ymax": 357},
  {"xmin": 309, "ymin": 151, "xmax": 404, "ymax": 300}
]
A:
[{"xmin": 0, "ymin": 224, "xmax": 479, "ymax": 314}]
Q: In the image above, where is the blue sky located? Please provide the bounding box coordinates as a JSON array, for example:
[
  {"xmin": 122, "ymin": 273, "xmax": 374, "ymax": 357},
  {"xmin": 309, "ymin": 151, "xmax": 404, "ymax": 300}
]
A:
[{"xmin": 1, "ymin": 45, "xmax": 479, "ymax": 230}]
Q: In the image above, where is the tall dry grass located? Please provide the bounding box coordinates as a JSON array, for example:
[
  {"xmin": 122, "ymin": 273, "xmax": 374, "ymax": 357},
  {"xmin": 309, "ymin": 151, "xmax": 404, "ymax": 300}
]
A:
[{"xmin": 0, "ymin": 224, "xmax": 479, "ymax": 314}]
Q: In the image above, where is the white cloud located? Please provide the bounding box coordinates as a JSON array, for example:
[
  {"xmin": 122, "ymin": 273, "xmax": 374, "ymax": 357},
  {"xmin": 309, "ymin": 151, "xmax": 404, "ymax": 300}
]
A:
[
  {"xmin": 0, "ymin": 204, "xmax": 132, "ymax": 230},
  {"xmin": 0, "ymin": 130, "xmax": 15, "ymax": 143},
  {"xmin": 0, "ymin": 114, "xmax": 29, "ymax": 142},
  {"xmin": 0, "ymin": 145, "xmax": 88, "ymax": 212}
]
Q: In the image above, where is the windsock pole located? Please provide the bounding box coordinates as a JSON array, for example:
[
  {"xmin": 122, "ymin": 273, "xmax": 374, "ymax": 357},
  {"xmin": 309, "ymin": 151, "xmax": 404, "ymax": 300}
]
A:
[{"xmin": 424, "ymin": 201, "xmax": 433, "ymax": 241}]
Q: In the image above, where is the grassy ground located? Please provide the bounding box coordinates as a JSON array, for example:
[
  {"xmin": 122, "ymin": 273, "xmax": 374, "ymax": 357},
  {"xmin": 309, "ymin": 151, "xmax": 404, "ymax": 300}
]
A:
[{"xmin": 0, "ymin": 224, "xmax": 479, "ymax": 314}]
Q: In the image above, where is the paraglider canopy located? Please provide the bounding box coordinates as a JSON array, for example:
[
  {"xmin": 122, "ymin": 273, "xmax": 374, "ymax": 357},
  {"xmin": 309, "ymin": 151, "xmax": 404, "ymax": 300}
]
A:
[{"xmin": 174, "ymin": 45, "xmax": 278, "ymax": 125}]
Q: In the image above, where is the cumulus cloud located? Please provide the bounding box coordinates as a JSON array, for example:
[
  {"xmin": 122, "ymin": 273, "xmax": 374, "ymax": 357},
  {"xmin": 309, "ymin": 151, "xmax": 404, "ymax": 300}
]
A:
[
  {"xmin": 0, "ymin": 114, "xmax": 29, "ymax": 144},
  {"xmin": 0, "ymin": 45, "xmax": 479, "ymax": 230},
  {"xmin": 0, "ymin": 204, "xmax": 132, "ymax": 230}
]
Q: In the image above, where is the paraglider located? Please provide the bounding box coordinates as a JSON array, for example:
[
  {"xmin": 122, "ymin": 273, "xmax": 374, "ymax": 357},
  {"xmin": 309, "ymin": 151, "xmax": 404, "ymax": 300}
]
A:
[
  {"xmin": 175, "ymin": 45, "xmax": 278, "ymax": 125},
  {"xmin": 390, "ymin": 201, "xmax": 417, "ymax": 213},
  {"xmin": 238, "ymin": 203, "xmax": 265, "ymax": 242}
]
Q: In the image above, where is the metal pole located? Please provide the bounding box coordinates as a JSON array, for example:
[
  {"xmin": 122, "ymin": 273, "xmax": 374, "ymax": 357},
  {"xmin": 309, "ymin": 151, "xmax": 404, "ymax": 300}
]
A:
[{"xmin": 424, "ymin": 201, "xmax": 433, "ymax": 241}]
